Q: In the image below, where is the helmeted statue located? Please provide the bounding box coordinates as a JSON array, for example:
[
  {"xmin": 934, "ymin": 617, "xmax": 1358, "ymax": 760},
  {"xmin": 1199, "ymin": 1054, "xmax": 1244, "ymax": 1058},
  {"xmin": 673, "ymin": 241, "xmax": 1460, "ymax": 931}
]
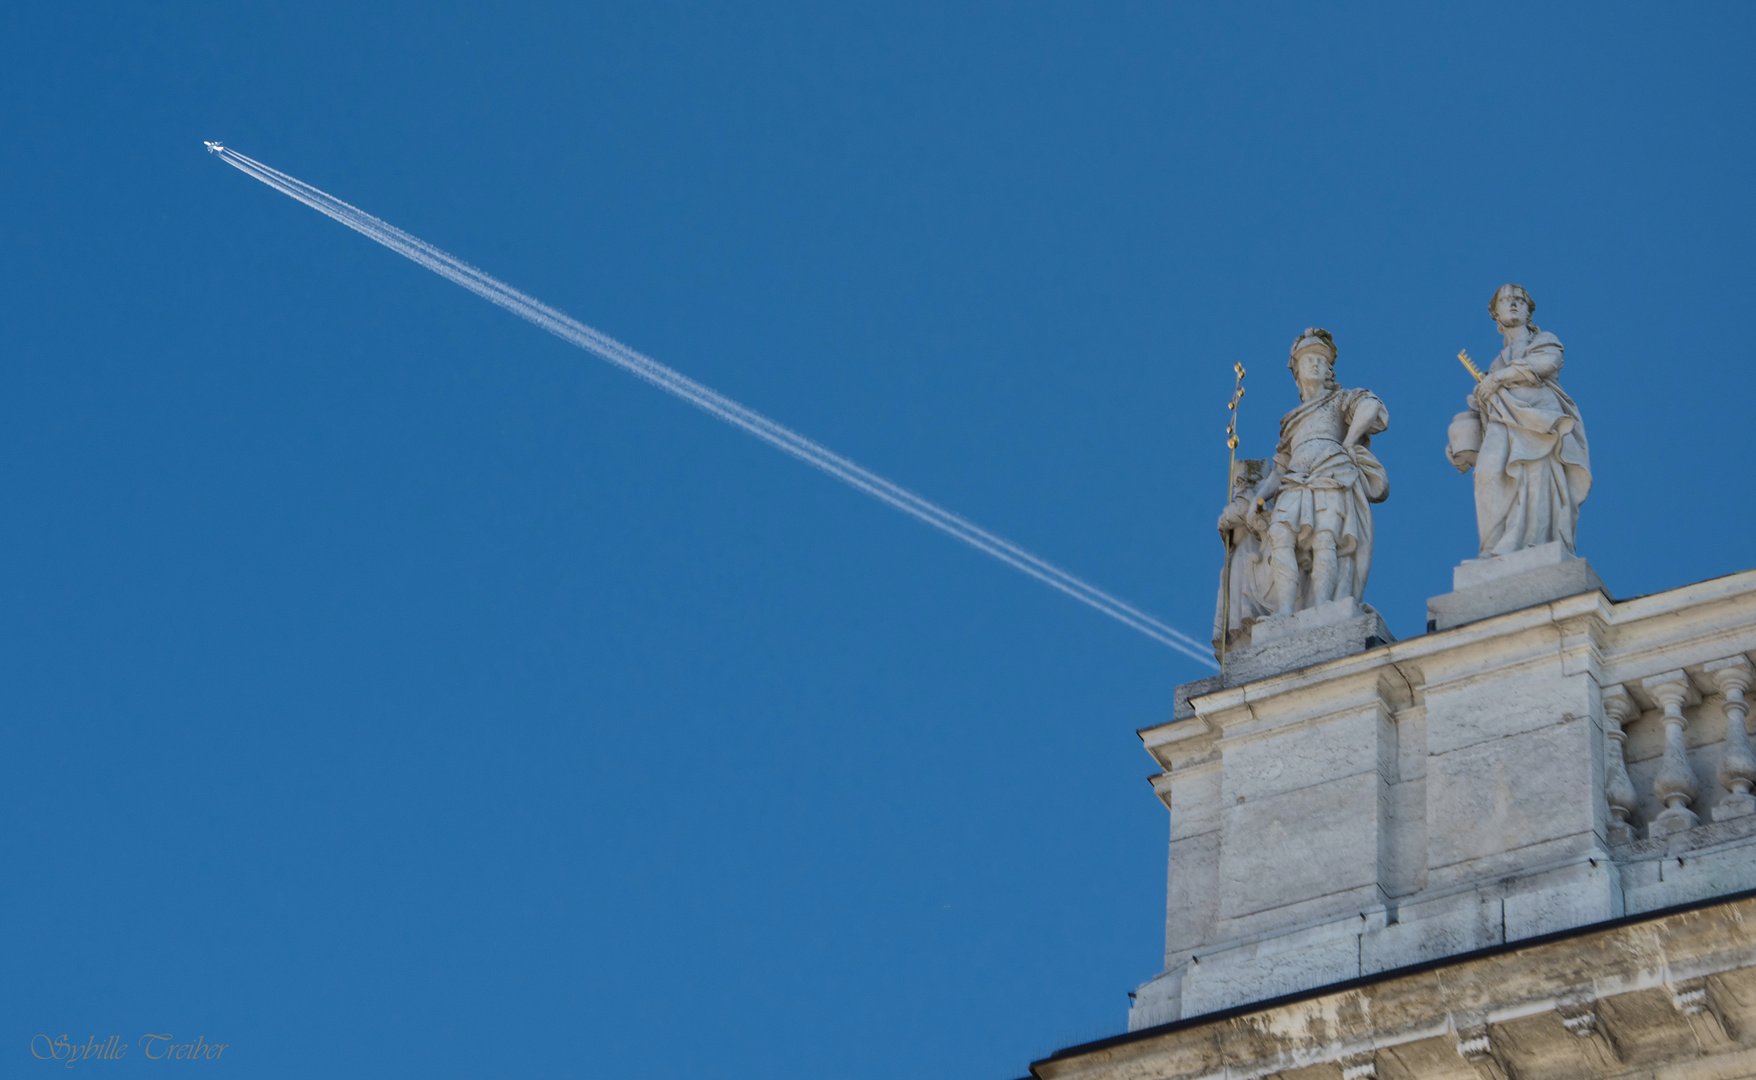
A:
[
  {"xmin": 1446, "ymin": 284, "xmax": 1591, "ymax": 556},
  {"xmin": 1219, "ymin": 329, "xmax": 1389, "ymax": 624}
]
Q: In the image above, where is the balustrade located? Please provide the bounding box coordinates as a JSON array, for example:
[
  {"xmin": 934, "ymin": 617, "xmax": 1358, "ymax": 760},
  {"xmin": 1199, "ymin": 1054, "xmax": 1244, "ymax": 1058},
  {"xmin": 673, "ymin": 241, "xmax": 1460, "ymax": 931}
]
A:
[
  {"xmin": 1708, "ymin": 657, "xmax": 1755, "ymax": 821},
  {"xmin": 1642, "ymin": 671, "xmax": 1702, "ymax": 838},
  {"xmin": 1600, "ymin": 684, "xmax": 1639, "ymax": 844}
]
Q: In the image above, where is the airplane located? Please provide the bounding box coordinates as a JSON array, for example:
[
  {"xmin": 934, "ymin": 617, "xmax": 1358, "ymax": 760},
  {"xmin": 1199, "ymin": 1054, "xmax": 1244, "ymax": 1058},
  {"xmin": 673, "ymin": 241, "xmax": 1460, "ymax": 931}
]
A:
[{"xmin": 204, "ymin": 141, "xmax": 224, "ymax": 153}]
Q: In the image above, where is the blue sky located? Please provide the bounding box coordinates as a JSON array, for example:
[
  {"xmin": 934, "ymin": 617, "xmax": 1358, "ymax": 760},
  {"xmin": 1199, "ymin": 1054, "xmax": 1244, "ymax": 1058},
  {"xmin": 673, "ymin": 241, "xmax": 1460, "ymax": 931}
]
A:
[{"xmin": 3, "ymin": 4, "xmax": 1753, "ymax": 1077}]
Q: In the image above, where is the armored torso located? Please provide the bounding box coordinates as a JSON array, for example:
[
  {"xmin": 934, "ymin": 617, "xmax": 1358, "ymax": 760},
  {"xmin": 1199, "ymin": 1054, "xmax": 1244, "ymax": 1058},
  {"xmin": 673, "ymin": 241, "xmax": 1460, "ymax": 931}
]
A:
[{"xmin": 1283, "ymin": 391, "xmax": 1347, "ymax": 474}]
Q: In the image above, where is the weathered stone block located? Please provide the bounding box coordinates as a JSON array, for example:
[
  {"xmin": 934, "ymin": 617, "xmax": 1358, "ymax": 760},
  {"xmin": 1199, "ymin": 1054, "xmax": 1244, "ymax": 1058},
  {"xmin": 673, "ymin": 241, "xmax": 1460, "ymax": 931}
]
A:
[
  {"xmin": 1180, "ymin": 920, "xmax": 1367, "ymax": 1018},
  {"xmin": 1423, "ymin": 662, "xmax": 1597, "ymax": 758},
  {"xmin": 1167, "ymin": 763, "xmax": 1221, "ymax": 841},
  {"xmin": 1126, "ymin": 968, "xmax": 1182, "ymax": 1031},
  {"xmin": 1222, "ymin": 600, "xmax": 1393, "ymax": 686},
  {"xmin": 1427, "ymin": 543, "xmax": 1607, "ymax": 631},
  {"xmin": 1222, "ymin": 705, "xmax": 1390, "ymax": 804},
  {"xmin": 1426, "ymin": 833, "xmax": 1606, "ymax": 894},
  {"xmin": 1361, "ymin": 887, "xmax": 1503, "ymax": 974},
  {"xmin": 1453, "ymin": 540, "xmax": 1578, "ymax": 590},
  {"xmin": 1380, "ymin": 774, "xmax": 1428, "ymax": 898},
  {"xmin": 1500, "ymin": 859, "xmax": 1622, "ymax": 941},
  {"xmin": 1219, "ymin": 771, "xmax": 1383, "ymax": 920},
  {"xmin": 1165, "ymin": 832, "xmax": 1220, "ymax": 957},
  {"xmin": 1622, "ymin": 818, "xmax": 1756, "ymax": 914},
  {"xmin": 1172, "ymin": 674, "xmax": 1222, "ymax": 722},
  {"xmin": 1426, "ymin": 716, "xmax": 1598, "ymax": 873}
]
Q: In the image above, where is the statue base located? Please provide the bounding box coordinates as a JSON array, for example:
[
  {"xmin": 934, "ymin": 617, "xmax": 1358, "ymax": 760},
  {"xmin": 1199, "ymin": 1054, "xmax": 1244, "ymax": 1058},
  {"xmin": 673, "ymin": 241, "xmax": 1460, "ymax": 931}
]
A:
[
  {"xmin": 1220, "ymin": 597, "xmax": 1393, "ymax": 686},
  {"xmin": 1426, "ymin": 541, "xmax": 1609, "ymax": 632}
]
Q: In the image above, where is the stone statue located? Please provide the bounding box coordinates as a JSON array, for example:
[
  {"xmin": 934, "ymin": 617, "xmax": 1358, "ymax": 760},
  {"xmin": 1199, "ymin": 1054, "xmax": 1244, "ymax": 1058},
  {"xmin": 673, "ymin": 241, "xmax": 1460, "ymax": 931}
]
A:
[
  {"xmin": 1213, "ymin": 458, "xmax": 1274, "ymax": 651},
  {"xmin": 1447, "ymin": 284, "xmax": 1591, "ymax": 557},
  {"xmin": 1219, "ymin": 329, "xmax": 1389, "ymax": 621}
]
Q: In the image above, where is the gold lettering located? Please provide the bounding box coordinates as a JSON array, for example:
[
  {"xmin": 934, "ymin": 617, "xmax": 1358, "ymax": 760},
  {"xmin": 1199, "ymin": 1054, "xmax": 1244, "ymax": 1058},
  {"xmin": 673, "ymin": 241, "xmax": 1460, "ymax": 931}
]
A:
[{"xmin": 141, "ymin": 1033, "xmax": 171, "ymax": 1060}]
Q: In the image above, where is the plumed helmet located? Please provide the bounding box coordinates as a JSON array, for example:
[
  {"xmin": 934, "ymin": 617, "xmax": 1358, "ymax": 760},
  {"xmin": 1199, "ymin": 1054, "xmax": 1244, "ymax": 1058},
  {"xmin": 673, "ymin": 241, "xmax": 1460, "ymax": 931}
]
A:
[{"xmin": 1287, "ymin": 327, "xmax": 1336, "ymax": 370}]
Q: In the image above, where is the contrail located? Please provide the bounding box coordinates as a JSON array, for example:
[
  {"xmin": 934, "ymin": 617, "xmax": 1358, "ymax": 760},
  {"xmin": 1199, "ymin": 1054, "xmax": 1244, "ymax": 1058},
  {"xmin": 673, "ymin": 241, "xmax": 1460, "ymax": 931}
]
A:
[{"xmin": 205, "ymin": 142, "xmax": 1217, "ymax": 667}]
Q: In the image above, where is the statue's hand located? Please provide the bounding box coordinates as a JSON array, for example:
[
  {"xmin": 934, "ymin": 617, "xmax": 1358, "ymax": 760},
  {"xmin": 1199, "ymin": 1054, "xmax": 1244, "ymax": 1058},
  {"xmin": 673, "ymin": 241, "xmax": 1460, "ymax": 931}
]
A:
[
  {"xmin": 1472, "ymin": 370, "xmax": 1512, "ymax": 409},
  {"xmin": 1449, "ymin": 449, "xmax": 1477, "ymax": 474},
  {"xmin": 1217, "ymin": 498, "xmax": 1246, "ymax": 531}
]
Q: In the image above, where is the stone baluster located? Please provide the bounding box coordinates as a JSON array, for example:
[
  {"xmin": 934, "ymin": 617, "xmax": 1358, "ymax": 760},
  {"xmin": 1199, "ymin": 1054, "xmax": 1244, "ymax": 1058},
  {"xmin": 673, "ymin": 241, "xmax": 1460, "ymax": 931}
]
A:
[
  {"xmin": 1600, "ymin": 684, "xmax": 1639, "ymax": 844},
  {"xmin": 1708, "ymin": 656, "xmax": 1756, "ymax": 821},
  {"xmin": 1642, "ymin": 671, "xmax": 1702, "ymax": 838}
]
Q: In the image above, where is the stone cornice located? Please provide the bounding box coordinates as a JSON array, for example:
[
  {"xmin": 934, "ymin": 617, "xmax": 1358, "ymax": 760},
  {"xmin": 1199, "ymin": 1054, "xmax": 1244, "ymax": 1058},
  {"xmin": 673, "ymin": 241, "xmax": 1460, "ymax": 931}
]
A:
[
  {"xmin": 1163, "ymin": 569, "xmax": 1756, "ymax": 727},
  {"xmin": 1037, "ymin": 892, "xmax": 1756, "ymax": 1080}
]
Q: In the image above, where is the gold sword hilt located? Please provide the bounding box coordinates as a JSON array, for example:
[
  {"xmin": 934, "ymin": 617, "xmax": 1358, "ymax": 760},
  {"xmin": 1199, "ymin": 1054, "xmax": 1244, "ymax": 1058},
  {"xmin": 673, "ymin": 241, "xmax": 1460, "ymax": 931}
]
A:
[{"xmin": 1457, "ymin": 349, "xmax": 1485, "ymax": 383}]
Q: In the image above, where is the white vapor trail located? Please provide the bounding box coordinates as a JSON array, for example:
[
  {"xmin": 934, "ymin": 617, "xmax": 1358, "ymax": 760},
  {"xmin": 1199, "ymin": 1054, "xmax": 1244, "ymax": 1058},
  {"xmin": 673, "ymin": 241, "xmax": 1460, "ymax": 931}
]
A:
[{"xmin": 206, "ymin": 143, "xmax": 1217, "ymax": 668}]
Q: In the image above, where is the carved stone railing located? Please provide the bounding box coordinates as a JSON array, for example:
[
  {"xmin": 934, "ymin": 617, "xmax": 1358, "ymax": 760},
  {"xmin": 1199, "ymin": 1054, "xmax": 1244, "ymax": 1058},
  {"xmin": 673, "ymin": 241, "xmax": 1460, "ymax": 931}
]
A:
[
  {"xmin": 1600, "ymin": 685, "xmax": 1639, "ymax": 844},
  {"xmin": 1642, "ymin": 671, "xmax": 1702, "ymax": 838},
  {"xmin": 1601, "ymin": 656, "xmax": 1756, "ymax": 839},
  {"xmin": 1709, "ymin": 657, "xmax": 1755, "ymax": 820}
]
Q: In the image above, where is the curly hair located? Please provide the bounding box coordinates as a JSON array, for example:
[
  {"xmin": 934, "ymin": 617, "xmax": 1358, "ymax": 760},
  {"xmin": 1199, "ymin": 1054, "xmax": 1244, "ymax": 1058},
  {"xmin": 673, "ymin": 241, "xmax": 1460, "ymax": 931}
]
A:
[
  {"xmin": 1287, "ymin": 327, "xmax": 1339, "ymax": 390},
  {"xmin": 1489, "ymin": 284, "xmax": 1540, "ymax": 333}
]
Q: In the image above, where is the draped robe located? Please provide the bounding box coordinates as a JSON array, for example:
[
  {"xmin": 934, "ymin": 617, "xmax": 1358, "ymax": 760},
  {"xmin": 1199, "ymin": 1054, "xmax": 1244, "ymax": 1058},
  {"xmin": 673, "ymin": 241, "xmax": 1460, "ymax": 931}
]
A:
[
  {"xmin": 1213, "ymin": 480, "xmax": 1275, "ymax": 650},
  {"xmin": 1469, "ymin": 330, "xmax": 1591, "ymax": 556}
]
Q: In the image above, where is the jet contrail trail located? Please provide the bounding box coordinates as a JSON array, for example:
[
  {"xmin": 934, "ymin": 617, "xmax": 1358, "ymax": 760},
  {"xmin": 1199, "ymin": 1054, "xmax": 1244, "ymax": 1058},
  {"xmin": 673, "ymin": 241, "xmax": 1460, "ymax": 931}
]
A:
[{"xmin": 205, "ymin": 142, "xmax": 1217, "ymax": 668}]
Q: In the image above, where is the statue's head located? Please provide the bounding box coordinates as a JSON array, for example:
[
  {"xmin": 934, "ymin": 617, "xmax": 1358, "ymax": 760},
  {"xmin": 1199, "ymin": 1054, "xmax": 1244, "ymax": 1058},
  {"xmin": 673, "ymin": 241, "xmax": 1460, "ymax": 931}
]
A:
[
  {"xmin": 1287, "ymin": 327, "xmax": 1339, "ymax": 389},
  {"xmin": 1489, "ymin": 284, "xmax": 1539, "ymax": 332},
  {"xmin": 1233, "ymin": 457, "xmax": 1270, "ymax": 488}
]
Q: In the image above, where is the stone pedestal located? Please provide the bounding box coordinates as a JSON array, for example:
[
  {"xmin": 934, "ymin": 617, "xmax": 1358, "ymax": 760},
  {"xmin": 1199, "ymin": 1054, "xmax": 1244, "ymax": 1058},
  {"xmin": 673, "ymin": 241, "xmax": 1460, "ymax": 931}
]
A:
[
  {"xmin": 1426, "ymin": 540, "xmax": 1608, "ymax": 631},
  {"xmin": 1221, "ymin": 598, "xmax": 1393, "ymax": 686}
]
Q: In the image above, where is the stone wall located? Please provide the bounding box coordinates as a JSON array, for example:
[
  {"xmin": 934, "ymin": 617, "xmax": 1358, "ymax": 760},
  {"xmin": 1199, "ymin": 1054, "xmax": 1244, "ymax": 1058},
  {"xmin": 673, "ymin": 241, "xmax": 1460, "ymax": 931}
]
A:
[
  {"xmin": 1036, "ymin": 892, "xmax": 1756, "ymax": 1080},
  {"xmin": 1129, "ymin": 569, "xmax": 1756, "ymax": 1030}
]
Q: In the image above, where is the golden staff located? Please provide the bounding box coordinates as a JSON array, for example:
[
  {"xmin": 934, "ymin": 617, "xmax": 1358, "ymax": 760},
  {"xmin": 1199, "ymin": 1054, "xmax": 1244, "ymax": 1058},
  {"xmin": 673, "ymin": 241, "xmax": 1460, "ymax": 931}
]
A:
[
  {"xmin": 1219, "ymin": 361, "xmax": 1246, "ymax": 680},
  {"xmin": 1457, "ymin": 349, "xmax": 1485, "ymax": 383}
]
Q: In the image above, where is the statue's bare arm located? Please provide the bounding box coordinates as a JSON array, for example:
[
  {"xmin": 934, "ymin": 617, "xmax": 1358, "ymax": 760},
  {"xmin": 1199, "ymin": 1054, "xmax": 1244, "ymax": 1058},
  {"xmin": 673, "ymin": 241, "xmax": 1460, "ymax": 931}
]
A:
[
  {"xmin": 1252, "ymin": 467, "xmax": 1284, "ymax": 506},
  {"xmin": 1342, "ymin": 399, "xmax": 1383, "ymax": 450}
]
